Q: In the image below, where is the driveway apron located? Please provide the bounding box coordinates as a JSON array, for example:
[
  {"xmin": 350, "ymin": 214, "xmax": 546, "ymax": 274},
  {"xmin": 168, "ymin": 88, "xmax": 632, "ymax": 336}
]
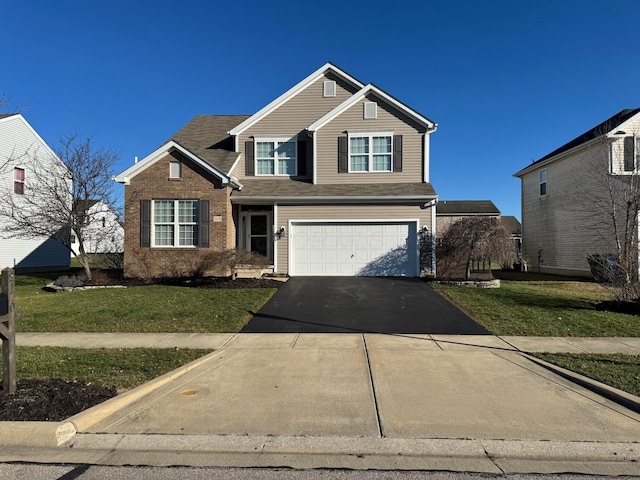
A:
[{"xmin": 241, "ymin": 277, "xmax": 489, "ymax": 334}]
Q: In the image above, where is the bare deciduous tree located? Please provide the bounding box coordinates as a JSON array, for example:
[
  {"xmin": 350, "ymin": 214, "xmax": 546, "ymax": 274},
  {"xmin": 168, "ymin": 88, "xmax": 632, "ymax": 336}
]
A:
[
  {"xmin": 437, "ymin": 217, "xmax": 517, "ymax": 280},
  {"xmin": 0, "ymin": 135, "xmax": 120, "ymax": 280}
]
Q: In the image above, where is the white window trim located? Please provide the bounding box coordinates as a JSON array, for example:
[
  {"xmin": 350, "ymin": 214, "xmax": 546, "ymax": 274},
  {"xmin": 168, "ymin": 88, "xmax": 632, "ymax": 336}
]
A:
[
  {"xmin": 254, "ymin": 136, "xmax": 298, "ymax": 176},
  {"xmin": 347, "ymin": 131, "xmax": 394, "ymax": 173},
  {"xmin": 169, "ymin": 161, "xmax": 182, "ymax": 179},
  {"xmin": 151, "ymin": 199, "xmax": 199, "ymax": 248}
]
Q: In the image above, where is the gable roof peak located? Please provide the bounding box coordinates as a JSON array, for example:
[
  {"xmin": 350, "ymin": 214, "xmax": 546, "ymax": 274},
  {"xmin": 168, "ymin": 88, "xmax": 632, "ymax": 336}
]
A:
[{"xmin": 228, "ymin": 62, "xmax": 366, "ymax": 136}]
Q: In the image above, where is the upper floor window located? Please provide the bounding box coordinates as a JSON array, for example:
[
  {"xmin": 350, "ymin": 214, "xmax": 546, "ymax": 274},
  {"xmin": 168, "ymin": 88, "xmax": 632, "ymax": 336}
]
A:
[
  {"xmin": 623, "ymin": 136, "xmax": 640, "ymax": 172},
  {"xmin": 153, "ymin": 199, "xmax": 199, "ymax": 247},
  {"xmin": 255, "ymin": 138, "xmax": 297, "ymax": 176},
  {"xmin": 539, "ymin": 169, "xmax": 547, "ymax": 196},
  {"xmin": 14, "ymin": 168, "xmax": 25, "ymax": 194},
  {"xmin": 349, "ymin": 134, "xmax": 392, "ymax": 172}
]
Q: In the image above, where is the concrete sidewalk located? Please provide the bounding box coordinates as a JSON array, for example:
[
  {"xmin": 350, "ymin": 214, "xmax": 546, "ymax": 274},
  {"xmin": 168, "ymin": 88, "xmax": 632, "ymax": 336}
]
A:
[
  {"xmin": 16, "ymin": 331, "xmax": 640, "ymax": 353},
  {"xmin": 3, "ymin": 333, "xmax": 640, "ymax": 475}
]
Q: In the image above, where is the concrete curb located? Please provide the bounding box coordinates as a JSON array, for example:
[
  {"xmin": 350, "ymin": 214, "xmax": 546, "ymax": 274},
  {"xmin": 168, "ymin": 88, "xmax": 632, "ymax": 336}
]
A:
[{"xmin": 522, "ymin": 353, "xmax": 640, "ymax": 414}]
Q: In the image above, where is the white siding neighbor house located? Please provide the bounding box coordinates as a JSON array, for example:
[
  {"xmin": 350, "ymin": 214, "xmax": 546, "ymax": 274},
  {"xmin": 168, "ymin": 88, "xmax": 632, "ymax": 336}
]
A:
[
  {"xmin": 0, "ymin": 114, "xmax": 70, "ymax": 272},
  {"xmin": 514, "ymin": 108, "xmax": 640, "ymax": 277},
  {"xmin": 69, "ymin": 200, "xmax": 124, "ymax": 256}
]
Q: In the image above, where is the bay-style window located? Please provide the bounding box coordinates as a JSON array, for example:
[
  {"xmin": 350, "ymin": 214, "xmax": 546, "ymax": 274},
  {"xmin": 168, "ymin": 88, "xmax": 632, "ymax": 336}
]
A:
[
  {"xmin": 349, "ymin": 133, "xmax": 392, "ymax": 172},
  {"xmin": 256, "ymin": 138, "xmax": 297, "ymax": 175},
  {"xmin": 153, "ymin": 199, "xmax": 199, "ymax": 247}
]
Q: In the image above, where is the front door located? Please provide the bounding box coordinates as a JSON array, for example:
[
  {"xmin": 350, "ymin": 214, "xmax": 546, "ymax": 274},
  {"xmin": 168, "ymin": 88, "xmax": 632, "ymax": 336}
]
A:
[{"xmin": 242, "ymin": 212, "xmax": 272, "ymax": 260}]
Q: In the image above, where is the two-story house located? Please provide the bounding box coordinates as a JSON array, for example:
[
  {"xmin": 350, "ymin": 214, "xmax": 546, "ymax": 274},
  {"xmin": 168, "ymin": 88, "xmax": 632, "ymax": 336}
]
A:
[
  {"xmin": 514, "ymin": 108, "xmax": 640, "ymax": 277},
  {"xmin": 0, "ymin": 114, "xmax": 70, "ymax": 272},
  {"xmin": 115, "ymin": 63, "xmax": 438, "ymax": 278}
]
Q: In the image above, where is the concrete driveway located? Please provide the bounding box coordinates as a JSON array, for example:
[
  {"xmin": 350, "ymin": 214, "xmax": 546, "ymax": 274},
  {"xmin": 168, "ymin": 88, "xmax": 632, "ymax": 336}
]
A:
[{"xmin": 241, "ymin": 277, "xmax": 490, "ymax": 334}]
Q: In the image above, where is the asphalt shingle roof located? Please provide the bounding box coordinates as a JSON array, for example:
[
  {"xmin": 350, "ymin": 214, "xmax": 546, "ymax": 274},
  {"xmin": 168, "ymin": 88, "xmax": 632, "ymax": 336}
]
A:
[
  {"xmin": 501, "ymin": 215, "xmax": 521, "ymax": 235},
  {"xmin": 233, "ymin": 179, "xmax": 436, "ymax": 199},
  {"xmin": 536, "ymin": 108, "xmax": 640, "ymax": 164},
  {"xmin": 168, "ymin": 115, "xmax": 249, "ymax": 174},
  {"xmin": 436, "ymin": 200, "xmax": 500, "ymax": 215}
]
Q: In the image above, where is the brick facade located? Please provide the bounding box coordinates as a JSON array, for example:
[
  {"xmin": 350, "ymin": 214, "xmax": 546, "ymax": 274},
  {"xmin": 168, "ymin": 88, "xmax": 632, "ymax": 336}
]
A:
[{"xmin": 123, "ymin": 151, "xmax": 235, "ymax": 278}]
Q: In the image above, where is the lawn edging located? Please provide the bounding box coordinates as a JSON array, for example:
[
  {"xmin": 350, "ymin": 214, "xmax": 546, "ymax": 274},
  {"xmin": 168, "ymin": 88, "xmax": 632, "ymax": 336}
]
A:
[{"xmin": 522, "ymin": 353, "xmax": 640, "ymax": 414}]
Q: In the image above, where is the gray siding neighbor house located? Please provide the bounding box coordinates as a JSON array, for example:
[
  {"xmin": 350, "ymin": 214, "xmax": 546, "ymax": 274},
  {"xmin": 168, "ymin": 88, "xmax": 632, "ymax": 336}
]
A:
[{"xmin": 115, "ymin": 63, "xmax": 439, "ymax": 278}]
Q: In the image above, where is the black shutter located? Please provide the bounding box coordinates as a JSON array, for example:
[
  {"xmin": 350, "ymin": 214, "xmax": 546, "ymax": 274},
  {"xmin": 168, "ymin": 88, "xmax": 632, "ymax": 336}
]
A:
[
  {"xmin": 140, "ymin": 200, "xmax": 151, "ymax": 248},
  {"xmin": 297, "ymin": 139, "xmax": 307, "ymax": 176},
  {"xmin": 199, "ymin": 200, "xmax": 210, "ymax": 248},
  {"xmin": 393, "ymin": 135, "xmax": 403, "ymax": 172},
  {"xmin": 338, "ymin": 136, "xmax": 348, "ymax": 173},
  {"xmin": 245, "ymin": 140, "xmax": 255, "ymax": 176},
  {"xmin": 624, "ymin": 136, "xmax": 635, "ymax": 171}
]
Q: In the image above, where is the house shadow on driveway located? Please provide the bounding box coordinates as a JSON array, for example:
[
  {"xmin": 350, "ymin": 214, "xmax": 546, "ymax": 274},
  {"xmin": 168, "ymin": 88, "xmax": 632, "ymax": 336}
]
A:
[{"xmin": 241, "ymin": 277, "xmax": 490, "ymax": 334}]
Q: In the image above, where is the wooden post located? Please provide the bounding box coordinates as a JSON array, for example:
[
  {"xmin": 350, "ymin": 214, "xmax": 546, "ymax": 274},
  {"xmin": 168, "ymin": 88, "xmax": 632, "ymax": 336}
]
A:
[{"xmin": 0, "ymin": 268, "xmax": 16, "ymax": 395}]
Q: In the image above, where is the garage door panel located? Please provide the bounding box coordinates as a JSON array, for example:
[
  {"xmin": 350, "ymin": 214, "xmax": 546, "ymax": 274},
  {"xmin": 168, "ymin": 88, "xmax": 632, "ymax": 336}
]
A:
[{"xmin": 290, "ymin": 222, "xmax": 418, "ymax": 277}]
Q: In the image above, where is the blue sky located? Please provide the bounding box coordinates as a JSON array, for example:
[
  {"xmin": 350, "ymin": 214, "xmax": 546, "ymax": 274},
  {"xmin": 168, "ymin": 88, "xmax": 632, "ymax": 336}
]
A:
[{"xmin": 2, "ymin": 1, "xmax": 640, "ymax": 220}]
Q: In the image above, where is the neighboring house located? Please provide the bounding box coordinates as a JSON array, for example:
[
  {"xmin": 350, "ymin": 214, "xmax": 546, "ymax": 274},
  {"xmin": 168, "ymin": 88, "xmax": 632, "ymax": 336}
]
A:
[
  {"xmin": 0, "ymin": 114, "xmax": 70, "ymax": 272},
  {"xmin": 70, "ymin": 200, "xmax": 124, "ymax": 256},
  {"xmin": 435, "ymin": 200, "xmax": 501, "ymax": 236},
  {"xmin": 514, "ymin": 108, "xmax": 640, "ymax": 276},
  {"xmin": 115, "ymin": 63, "xmax": 438, "ymax": 278}
]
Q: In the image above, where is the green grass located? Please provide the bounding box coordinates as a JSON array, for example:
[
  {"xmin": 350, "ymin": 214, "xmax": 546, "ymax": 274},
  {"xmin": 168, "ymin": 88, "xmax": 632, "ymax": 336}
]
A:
[
  {"xmin": 431, "ymin": 272, "xmax": 640, "ymax": 337},
  {"xmin": 2, "ymin": 347, "xmax": 212, "ymax": 392},
  {"xmin": 14, "ymin": 271, "xmax": 277, "ymax": 333},
  {"xmin": 533, "ymin": 353, "xmax": 640, "ymax": 396}
]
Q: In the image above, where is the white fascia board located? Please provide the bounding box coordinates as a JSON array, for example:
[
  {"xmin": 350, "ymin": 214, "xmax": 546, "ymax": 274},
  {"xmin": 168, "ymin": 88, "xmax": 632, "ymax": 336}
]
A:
[
  {"xmin": 308, "ymin": 84, "xmax": 437, "ymax": 132},
  {"xmin": 607, "ymin": 112, "xmax": 640, "ymax": 137},
  {"xmin": 113, "ymin": 140, "xmax": 234, "ymax": 186},
  {"xmin": 228, "ymin": 63, "xmax": 366, "ymax": 136}
]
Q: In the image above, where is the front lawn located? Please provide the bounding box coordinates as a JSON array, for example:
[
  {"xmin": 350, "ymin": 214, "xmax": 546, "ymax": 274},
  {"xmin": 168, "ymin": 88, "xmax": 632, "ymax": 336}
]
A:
[
  {"xmin": 534, "ymin": 353, "xmax": 640, "ymax": 397},
  {"xmin": 431, "ymin": 272, "xmax": 640, "ymax": 337},
  {"xmin": 14, "ymin": 272, "xmax": 277, "ymax": 333},
  {"xmin": 10, "ymin": 346, "xmax": 213, "ymax": 392}
]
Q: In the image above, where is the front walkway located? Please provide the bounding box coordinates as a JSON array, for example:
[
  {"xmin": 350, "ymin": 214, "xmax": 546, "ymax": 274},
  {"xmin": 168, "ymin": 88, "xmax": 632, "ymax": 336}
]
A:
[{"xmin": 15, "ymin": 332, "xmax": 640, "ymax": 354}]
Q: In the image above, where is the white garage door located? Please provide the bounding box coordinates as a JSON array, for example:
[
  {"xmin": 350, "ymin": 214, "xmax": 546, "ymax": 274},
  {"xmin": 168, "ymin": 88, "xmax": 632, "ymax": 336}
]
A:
[{"xmin": 290, "ymin": 222, "xmax": 418, "ymax": 276}]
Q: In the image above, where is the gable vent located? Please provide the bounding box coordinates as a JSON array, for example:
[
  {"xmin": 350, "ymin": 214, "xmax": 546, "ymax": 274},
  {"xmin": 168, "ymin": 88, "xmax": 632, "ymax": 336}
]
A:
[
  {"xmin": 323, "ymin": 80, "xmax": 336, "ymax": 97},
  {"xmin": 364, "ymin": 102, "xmax": 377, "ymax": 119}
]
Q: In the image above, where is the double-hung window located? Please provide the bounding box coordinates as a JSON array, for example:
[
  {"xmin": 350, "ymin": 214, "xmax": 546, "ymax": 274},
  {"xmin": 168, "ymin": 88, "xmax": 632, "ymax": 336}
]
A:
[
  {"xmin": 255, "ymin": 138, "xmax": 297, "ymax": 176},
  {"xmin": 14, "ymin": 168, "xmax": 25, "ymax": 194},
  {"xmin": 539, "ymin": 169, "xmax": 547, "ymax": 196},
  {"xmin": 153, "ymin": 199, "xmax": 199, "ymax": 247},
  {"xmin": 349, "ymin": 133, "xmax": 392, "ymax": 172}
]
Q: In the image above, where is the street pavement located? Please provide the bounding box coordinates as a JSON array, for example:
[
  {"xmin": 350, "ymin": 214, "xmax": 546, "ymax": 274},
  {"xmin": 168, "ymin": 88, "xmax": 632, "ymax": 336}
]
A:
[{"xmin": 2, "ymin": 332, "xmax": 640, "ymax": 475}]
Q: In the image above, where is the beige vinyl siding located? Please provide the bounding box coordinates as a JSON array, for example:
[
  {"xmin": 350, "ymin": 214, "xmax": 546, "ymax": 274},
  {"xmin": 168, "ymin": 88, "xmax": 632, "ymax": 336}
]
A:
[
  {"xmin": 520, "ymin": 143, "xmax": 617, "ymax": 276},
  {"xmin": 275, "ymin": 203, "xmax": 433, "ymax": 274},
  {"xmin": 316, "ymin": 93, "xmax": 425, "ymax": 184},
  {"xmin": 237, "ymin": 73, "xmax": 359, "ymax": 180}
]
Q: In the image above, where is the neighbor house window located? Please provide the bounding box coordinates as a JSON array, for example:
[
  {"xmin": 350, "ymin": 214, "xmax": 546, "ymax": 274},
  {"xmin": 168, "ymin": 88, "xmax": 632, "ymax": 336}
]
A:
[
  {"xmin": 539, "ymin": 169, "xmax": 547, "ymax": 195},
  {"xmin": 255, "ymin": 138, "xmax": 297, "ymax": 176},
  {"xmin": 153, "ymin": 199, "xmax": 199, "ymax": 247},
  {"xmin": 169, "ymin": 161, "xmax": 182, "ymax": 179},
  {"xmin": 349, "ymin": 134, "xmax": 392, "ymax": 172},
  {"xmin": 14, "ymin": 168, "xmax": 25, "ymax": 194}
]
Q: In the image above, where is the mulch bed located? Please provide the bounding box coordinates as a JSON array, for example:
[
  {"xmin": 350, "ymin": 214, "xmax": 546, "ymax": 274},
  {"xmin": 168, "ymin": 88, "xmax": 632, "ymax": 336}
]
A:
[{"xmin": 0, "ymin": 379, "xmax": 116, "ymax": 422}]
